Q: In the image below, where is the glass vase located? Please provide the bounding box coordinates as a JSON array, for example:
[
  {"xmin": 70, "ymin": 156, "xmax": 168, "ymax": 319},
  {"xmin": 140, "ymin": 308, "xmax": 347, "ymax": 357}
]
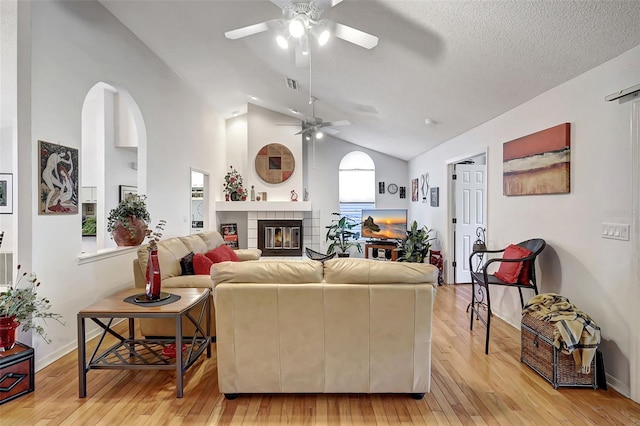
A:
[{"xmin": 145, "ymin": 249, "xmax": 162, "ymax": 300}]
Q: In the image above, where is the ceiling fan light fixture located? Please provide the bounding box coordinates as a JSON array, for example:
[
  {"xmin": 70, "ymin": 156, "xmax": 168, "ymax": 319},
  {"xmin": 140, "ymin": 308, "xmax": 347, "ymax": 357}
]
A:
[
  {"xmin": 276, "ymin": 34, "xmax": 289, "ymax": 49},
  {"xmin": 311, "ymin": 20, "xmax": 332, "ymax": 46},
  {"xmin": 315, "ymin": 131, "xmax": 324, "ymax": 139},
  {"xmin": 288, "ymin": 16, "xmax": 306, "ymax": 38}
]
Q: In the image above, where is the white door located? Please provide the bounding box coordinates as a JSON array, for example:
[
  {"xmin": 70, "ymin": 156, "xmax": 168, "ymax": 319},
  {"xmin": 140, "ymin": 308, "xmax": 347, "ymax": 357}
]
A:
[{"xmin": 454, "ymin": 164, "xmax": 486, "ymax": 283}]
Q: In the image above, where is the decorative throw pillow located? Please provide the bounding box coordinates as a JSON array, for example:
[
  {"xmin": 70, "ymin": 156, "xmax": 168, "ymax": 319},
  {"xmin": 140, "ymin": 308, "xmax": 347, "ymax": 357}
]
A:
[
  {"xmin": 494, "ymin": 244, "xmax": 532, "ymax": 283},
  {"xmin": 205, "ymin": 244, "xmax": 240, "ymax": 264},
  {"xmin": 192, "ymin": 253, "xmax": 214, "ymax": 275},
  {"xmin": 180, "ymin": 251, "xmax": 195, "ymax": 275}
]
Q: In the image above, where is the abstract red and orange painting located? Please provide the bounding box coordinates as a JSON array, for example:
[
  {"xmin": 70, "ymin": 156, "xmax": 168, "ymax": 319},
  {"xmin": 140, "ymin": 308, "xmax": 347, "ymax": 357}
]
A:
[{"xmin": 503, "ymin": 123, "xmax": 570, "ymax": 196}]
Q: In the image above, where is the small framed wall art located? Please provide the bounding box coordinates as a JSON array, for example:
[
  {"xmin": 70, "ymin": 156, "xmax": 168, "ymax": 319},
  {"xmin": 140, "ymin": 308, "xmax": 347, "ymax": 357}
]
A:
[
  {"xmin": 430, "ymin": 187, "xmax": 440, "ymax": 207},
  {"xmin": 411, "ymin": 178, "xmax": 418, "ymax": 202},
  {"xmin": 0, "ymin": 173, "xmax": 13, "ymax": 214},
  {"xmin": 399, "ymin": 186, "xmax": 406, "ymax": 199},
  {"xmin": 119, "ymin": 185, "xmax": 138, "ymax": 202}
]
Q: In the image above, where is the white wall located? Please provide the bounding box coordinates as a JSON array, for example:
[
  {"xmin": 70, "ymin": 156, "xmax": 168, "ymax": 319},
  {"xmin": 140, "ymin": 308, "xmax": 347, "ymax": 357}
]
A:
[
  {"xmin": 409, "ymin": 44, "xmax": 640, "ymax": 395},
  {"xmin": 18, "ymin": 0, "xmax": 225, "ymax": 369},
  {"xmin": 308, "ymin": 133, "xmax": 409, "ymax": 254},
  {"xmin": 247, "ymin": 103, "xmax": 303, "ymax": 201}
]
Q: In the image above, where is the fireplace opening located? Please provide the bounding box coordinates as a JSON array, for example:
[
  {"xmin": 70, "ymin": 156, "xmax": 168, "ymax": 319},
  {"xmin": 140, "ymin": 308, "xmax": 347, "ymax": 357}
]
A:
[{"xmin": 258, "ymin": 220, "xmax": 303, "ymax": 256}]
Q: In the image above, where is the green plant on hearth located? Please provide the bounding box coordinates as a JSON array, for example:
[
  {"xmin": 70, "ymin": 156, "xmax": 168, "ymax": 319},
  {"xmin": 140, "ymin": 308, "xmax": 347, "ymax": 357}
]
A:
[
  {"xmin": 0, "ymin": 265, "xmax": 65, "ymax": 343},
  {"xmin": 223, "ymin": 165, "xmax": 248, "ymax": 200},
  {"xmin": 106, "ymin": 194, "xmax": 151, "ymax": 238},
  {"xmin": 397, "ymin": 220, "xmax": 435, "ymax": 263},
  {"xmin": 325, "ymin": 212, "xmax": 362, "ymax": 256}
]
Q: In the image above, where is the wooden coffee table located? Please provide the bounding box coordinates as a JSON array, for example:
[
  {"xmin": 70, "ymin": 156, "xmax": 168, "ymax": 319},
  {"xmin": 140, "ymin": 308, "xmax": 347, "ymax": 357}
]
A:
[{"xmin": 77, "ymin": 287, "xmax": 211, "ymax": 398}]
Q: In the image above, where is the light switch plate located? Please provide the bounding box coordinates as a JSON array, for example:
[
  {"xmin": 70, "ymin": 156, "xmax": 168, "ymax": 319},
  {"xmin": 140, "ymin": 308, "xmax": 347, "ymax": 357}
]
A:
[{"xmin": 602, "ymin": 223, "xmax": 630, "ymax": 241}]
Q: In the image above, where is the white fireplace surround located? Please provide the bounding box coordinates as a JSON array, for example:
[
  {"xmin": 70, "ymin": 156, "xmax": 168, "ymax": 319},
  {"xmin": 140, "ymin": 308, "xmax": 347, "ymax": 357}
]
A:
[{"xmin": 215, "ymin": 201, "xmax": 321, "ymax": 255}]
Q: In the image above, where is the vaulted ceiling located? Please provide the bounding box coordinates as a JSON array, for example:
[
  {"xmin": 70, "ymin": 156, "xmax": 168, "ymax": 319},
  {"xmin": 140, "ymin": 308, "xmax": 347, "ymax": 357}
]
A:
[{"xmin": 100, "ymin": 0, "xmax": 640, "ymax": 160}]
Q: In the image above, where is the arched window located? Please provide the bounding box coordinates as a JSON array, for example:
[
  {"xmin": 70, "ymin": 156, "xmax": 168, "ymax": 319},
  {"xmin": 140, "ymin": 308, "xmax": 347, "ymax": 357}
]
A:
[{"xmin": 339, "ymin": 151, "xmax": 375, "ymax": 235}]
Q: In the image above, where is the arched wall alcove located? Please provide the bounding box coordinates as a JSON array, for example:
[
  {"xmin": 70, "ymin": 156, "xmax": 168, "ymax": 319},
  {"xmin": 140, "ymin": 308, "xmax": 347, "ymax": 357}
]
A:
[{"xmin": 80, "ymin": 81, "xmax": 147, "ymax": 253}]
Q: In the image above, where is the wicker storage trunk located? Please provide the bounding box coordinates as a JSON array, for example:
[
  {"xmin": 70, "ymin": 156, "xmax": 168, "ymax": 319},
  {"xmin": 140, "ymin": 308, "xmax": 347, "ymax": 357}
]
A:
[{"xmin": 521, "ymin": 313, "xmax": 597, "ymax": 389}]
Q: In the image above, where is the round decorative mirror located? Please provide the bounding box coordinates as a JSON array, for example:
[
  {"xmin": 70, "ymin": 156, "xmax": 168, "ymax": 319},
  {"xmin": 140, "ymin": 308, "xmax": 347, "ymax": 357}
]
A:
[{"xmin": 255, "ymin": 143, "xmax": 295, "ymax": 184}]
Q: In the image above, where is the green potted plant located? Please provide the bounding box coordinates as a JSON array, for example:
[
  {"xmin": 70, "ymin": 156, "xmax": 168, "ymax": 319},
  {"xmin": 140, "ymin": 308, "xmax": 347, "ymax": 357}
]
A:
[
  {"xmin": 0, "ymin": 265, "xmax": 64, "ymax": 349},
  {"xmin": 82, "ymin": 216, "xmax": 97, "ymax": 236},
  {"xmin": 107, "ymin": 194, "xmax": 151, "ymax": 246},
  {"xmin": 397, "ymin": 220, "xmax": 435, "ymax": 263},
  {"xmin": 325, "ymin": 212, "xmax": 362, "ymax": 257}
]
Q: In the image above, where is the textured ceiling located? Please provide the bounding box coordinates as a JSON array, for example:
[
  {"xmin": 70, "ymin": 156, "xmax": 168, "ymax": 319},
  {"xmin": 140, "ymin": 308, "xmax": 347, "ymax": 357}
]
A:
[{"xmin": 100, "ymin": 0, "xmax": 640, "ymax": 161}]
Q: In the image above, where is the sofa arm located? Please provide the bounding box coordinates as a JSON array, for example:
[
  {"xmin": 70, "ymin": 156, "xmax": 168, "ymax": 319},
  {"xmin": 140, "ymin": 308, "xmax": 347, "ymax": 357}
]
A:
[{"xmin": 235, "ymin": 248, "xmax": 262, "ymax": 261}]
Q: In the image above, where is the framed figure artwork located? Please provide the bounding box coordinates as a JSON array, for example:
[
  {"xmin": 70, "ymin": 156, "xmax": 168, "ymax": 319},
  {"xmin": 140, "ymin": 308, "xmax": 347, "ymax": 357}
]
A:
[
  {"xmin": 0, "ymin": 173, "xmax": 13, "ymax": 214},
  {"xmin": 38, "ymin": 140, "xmax": 79, "ymax": 215}
]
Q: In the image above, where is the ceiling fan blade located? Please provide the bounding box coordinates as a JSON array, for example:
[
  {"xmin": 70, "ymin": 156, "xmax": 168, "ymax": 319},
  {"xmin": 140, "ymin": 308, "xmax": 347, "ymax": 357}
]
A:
[
  {"xmin": 325, "ymin": 120, "xmax": 350, "ymax": 127},
  {"xmin": 322, "ymin": 127, "xmax": 340, "ymax": 136},
  {"xmin": 224, "ymin": 20, "xmax": 280, "ymax": 40},
  {"xmin": 269, "ymin": 0, "xmax": 291, "ymax": 10},
  {"xmin": 333, "ymin": 22, "xmax": 379, "ymax": 49}
]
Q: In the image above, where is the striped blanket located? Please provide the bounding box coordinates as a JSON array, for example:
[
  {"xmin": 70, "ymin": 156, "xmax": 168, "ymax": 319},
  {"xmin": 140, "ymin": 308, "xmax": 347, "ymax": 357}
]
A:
[{"xmin": 522, "ymin": 293, "xmax": 601, "ymax": 374}]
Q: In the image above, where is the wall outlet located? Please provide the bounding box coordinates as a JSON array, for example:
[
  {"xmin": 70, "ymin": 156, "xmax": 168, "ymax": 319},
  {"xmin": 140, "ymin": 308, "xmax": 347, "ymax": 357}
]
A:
[{"xmin": 602, "ymin": 223, "xmax": 630, "ymax": 241}]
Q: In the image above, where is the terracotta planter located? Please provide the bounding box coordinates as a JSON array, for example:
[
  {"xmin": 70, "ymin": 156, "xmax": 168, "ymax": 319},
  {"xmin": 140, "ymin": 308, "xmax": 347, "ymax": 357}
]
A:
[
  {"xmin": 112, "ymin": 216, "xmax": 147, "ymax": 246},
  {"xmin": 0, "ymin": 315, "xmax": 20, "ymax": 351}
]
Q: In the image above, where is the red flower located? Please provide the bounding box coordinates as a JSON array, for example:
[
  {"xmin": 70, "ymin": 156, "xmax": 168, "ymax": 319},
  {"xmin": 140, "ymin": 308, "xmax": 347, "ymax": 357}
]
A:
[{"xmin": 230, "ymin": 177, "xmax": 236, "ymax": 184}]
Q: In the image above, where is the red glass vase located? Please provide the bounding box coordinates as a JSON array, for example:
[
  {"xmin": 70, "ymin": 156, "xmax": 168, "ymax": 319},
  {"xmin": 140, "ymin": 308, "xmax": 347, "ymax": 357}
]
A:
[
  {"xmin": 0, "ymin": 315, "xmax": 20, "ymax": 351},
  {"xmin": 145, "ymin": 249, "xmax": 162, "ymax": 300}
]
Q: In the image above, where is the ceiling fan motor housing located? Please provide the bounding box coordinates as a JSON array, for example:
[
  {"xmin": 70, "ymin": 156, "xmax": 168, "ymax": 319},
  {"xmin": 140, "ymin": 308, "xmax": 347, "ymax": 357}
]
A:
[{"xmin": 283, "ymin": 1, "xmax": 323, "ymax": 22}]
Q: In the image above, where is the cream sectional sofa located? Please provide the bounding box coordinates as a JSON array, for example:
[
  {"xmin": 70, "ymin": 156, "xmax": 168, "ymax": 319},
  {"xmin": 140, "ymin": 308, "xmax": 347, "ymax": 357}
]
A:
[
  {"xmin": 211, "ymin": 258, "xmax": 438, "ymax": 399},
  {"xmin": 132, "ymin": 230, "xmax": 261, "ymax": 337}
]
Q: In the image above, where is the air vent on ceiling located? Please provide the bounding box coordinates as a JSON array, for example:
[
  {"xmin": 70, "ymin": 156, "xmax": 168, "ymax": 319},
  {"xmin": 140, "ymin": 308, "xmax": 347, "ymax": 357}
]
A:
[{"xmin": 285, "ymin": 77, "xmax": 298, "ymax": 91}]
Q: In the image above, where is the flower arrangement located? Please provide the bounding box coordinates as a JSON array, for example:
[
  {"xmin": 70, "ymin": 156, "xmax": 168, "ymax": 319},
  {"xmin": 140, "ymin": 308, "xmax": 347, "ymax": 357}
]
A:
[
  {"xmin": 223, "ymin": 166, "xmax": 248, "ymax": 201},
  {"xmin": 0, "ymin": 265, "xmax": 65, "ymax": 343},
  {"xmin": 146, "ymin": 219, "xmax": 167, "ymax": 252}
]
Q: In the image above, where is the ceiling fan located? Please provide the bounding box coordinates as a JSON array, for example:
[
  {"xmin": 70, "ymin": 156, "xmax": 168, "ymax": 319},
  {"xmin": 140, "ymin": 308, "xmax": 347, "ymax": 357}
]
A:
[
  {"xmin": 224, "ymin": 0, "xmax": 379, "ymax": 55},
  {"xmin": 297, "ymin": 96, "xmax": 349, "ymax": 141}
]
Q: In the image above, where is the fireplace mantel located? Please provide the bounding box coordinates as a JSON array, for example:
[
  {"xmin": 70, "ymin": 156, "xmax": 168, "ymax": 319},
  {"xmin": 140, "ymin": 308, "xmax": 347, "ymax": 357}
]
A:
[{"xmin": 215, "ymin": 201, "xmax": 312, "ymax": 212}]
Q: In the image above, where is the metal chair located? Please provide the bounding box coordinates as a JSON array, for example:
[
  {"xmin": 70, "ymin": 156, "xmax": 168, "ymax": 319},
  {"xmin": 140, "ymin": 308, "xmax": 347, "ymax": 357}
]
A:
[{"xmin": 468, "ymin": 238, "xmax": 546, "ymax": 354}]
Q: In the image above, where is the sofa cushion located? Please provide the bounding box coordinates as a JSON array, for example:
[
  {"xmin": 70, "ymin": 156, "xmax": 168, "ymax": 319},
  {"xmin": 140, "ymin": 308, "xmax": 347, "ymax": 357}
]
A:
[
  {"xmin": 205, "ymin": 245, "xmax": 240, "ymax": 264},
  {"xmin": 211, "ymin": 260, "xmax": 323, "ymax": 285},
  {"xmin": 179, "ymin": 234, "xmax": 208, "ymax": 254},
  {"xmin": 137, "ymin": 238, "xmax": 191, "ymax": 281},
  {"xmin": 180, "ymin": 252, "xmax": 195, "ymax": 275},
  {"xmin": 323, "ymin": 258, "xmax": 439, "ymax": 284},
  {"xmin": 198, "ymin": 231, "xmax": 225, "ymax": 251},
  {"xmin": 193, "ymin": 253, "xmax": 214, "ymax": 275},
  {"xmin": 161, "ymin": 274, "xmax": 213, "ymax": 289}
]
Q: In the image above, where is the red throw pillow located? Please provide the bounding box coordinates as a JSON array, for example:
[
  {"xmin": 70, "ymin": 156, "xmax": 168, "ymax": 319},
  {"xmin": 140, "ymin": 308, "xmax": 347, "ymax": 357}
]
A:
[
  {"xmin": 494, "ymin": 244, "xmax": 532, "ymax": 284},
  {"xmin": 192, "ymin": 253, "xmax": 214, "ymax": 275},
  {"xmin": 205, "ymin": 244, "xmax": 240, "ymax": 264}
]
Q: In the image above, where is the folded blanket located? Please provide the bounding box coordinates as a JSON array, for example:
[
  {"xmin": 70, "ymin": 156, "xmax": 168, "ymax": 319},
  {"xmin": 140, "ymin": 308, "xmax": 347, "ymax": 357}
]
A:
[{"xmin": 523, "ymin": 293, "xmax": 601, "ymax": 374}]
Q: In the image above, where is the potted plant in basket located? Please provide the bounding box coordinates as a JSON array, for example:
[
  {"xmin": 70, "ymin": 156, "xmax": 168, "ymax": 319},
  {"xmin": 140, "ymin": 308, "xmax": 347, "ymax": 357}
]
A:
[
  {"xmin": 107, "ymin": 194, "xmax": 151, "ymax": 246},
  {"xmin": 397, "ymin": 220, "xmax": 435, "ymax": 263},
  {"xmin": 325, "ymin": 212, "xmax": 362, "ymax": 257},
  {"xmin": 223, "ymin": 166, "xmax": 248, "ymax": 201},
  {"xmin": 0, "ymin": 265, "xmax": 64, "ymax": 350}
]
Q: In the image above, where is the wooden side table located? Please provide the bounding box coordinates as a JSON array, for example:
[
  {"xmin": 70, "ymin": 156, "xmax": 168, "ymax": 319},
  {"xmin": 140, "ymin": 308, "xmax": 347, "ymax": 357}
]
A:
[
  {"xmin": 77, "ymin": 288, "xmax": 211, "ymax": 398},
  {"xmin": 0, "ymin": 342, "xmax": 34, "ymax": 405}
]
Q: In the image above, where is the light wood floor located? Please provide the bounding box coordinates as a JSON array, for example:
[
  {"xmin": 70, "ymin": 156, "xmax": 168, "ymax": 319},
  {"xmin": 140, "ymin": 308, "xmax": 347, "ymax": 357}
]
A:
[{"xmin": 2, "ymin": 284, "xmax": 639, "ymax": 425}]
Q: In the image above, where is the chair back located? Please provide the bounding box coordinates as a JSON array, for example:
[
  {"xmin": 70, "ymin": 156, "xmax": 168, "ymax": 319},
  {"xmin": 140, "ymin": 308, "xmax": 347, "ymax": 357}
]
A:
[
  {"xmin": 516, "ymin": 238, "xmax": 546, "ymax": 285},
  {"xmin": 517, "ymin": 238, "xmax": 546, "ymax": 256}
]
